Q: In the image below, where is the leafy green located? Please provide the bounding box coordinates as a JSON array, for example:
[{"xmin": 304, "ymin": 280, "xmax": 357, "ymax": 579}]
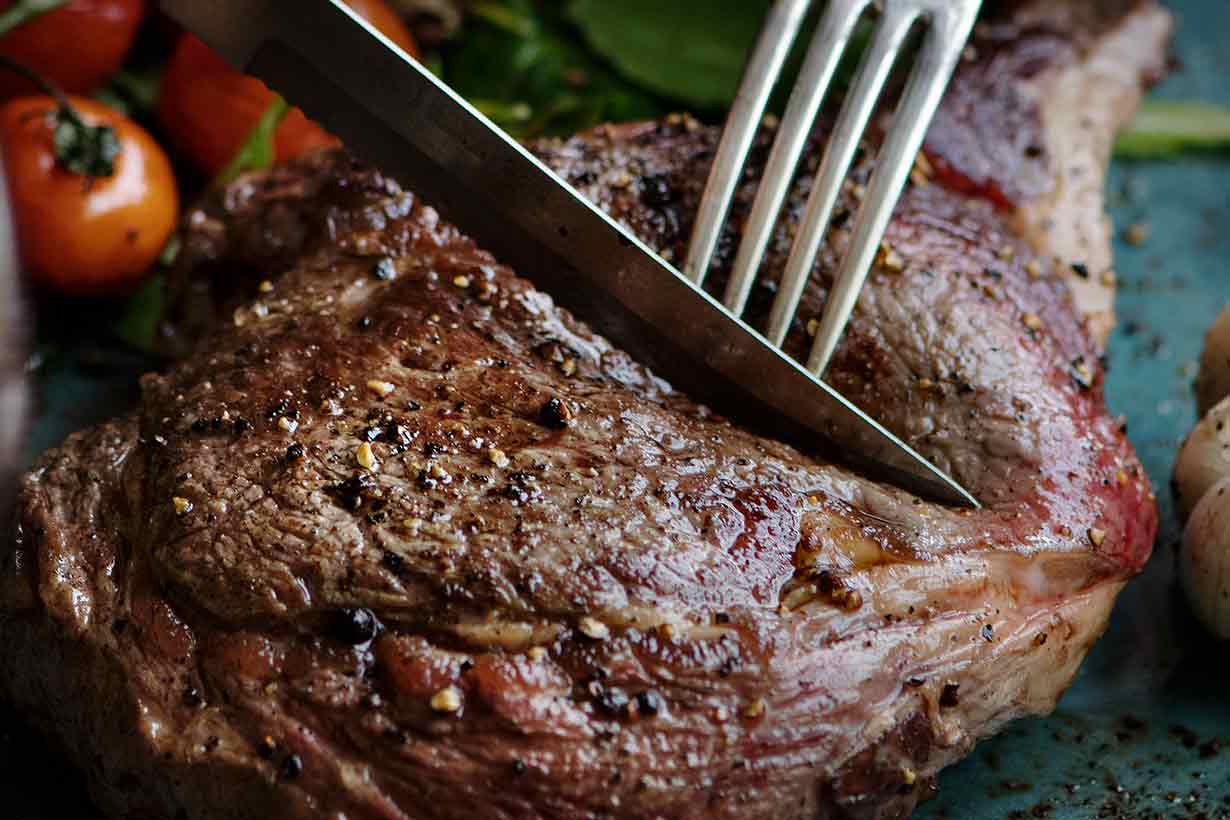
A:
[
  {"xmin": 1114, "ymin": 99, "xmax": 1230, "ymax": 159},
  {"xmin": 113, "ymin": 274, "xmax": 165, "ymax": 352},
  {"xmin": 0, "ymin": 0, "xmax": 67, "ymax": 37},
  {"xmin": 215, "ymin": 95, "xmax": 290, "ymax": 185},
  {"xmin": 567, "ymin": 0, "xmax": 875, "ymax": 115},
  {"xmin": 94, "ymin": 67, "xmax": 163, "ymax": 123},
  {"xmin": 158, "ymin": 233, "xmax": 182, "ymax": 268},
  {"xmin": 457, "ymin": 1, "xmax": 1226, "ymax": 164},
  {"xmin": 470, "ymin": 1, "xmax": 536, "ymax": 37},
  {"xmin": 567, "ymin": 0, "xmax": 772, "ymax": 110},
  {"xmin": 438, "ymin": 0, "xmax": 875, "ymax": 136},
  {"xmin": 440, "ymin": 0, "xmax": 663, "ymax": 137}
]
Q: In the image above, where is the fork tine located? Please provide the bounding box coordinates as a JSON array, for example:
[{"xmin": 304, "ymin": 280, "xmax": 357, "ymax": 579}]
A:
[
  {"xmin": 722, "ymin": 0, "xmax": 872, "ymax": 317},
  {"xmin": 805, "ymin": 1, "xmax": 980, "ymax": 374},
  {"xmin": 764, "ymin": 3, "xmax": 922, "ymax": 347},
  {"xmin": 683, "ymin": 0, "xmax": 810, "ymax": 287}
]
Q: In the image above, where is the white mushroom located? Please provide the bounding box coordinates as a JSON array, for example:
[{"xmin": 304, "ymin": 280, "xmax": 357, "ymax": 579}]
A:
[
  {"xmin": 1197, "ymin": 306, "xmax": 1230, "ymax": 416},
  {"xmin": 1173, "ymin": 395, "xmax": 1230, "ymax": 521},
  {"xmin": 1176, "ymin": 308, "xmax": 1230, "ymax": 639},
  {"xmin": 1181, "ymin": 477, "xmax": 1230, "ymax": 639}
]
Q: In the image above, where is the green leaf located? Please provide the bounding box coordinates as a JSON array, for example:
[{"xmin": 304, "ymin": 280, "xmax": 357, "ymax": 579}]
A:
[
  {"xmin": 113, "ymin": 274, "xmax": 165, "ymax": 352},
  {"xmin": 0, "ymin": 0, "xmax": 67, "ymax": 37},
  {"xmin": 566, "ymin": 0, "xmax": 876, "ymax": 116},
  {"xmin": 441, "ymin": 0, "xmax": 663, "ymax": 138},
  {"xmin": 1114, "ymin": 99, "xmax": 1230, "ymax": 159},
  {"xmin": 469, "ymin": 0, "xmax": 537, "ymax": 37},
  {"xmin": 215, "ymin": 95, "xmax": 289, "ymax": 185},
  {"xmin": 469, "ymin": 98, "xmax": 533, "ymax": 127},
  {"xmin": 158, "ymin": 233, "xmax": 182, "ymax": 268},
  {"xmin": 94, "ymin": 67, "xmax": 163, "ymax": 122},
  {"xmin": 567, "ymin": 0, "xmax": 771, "ymax": 109}
]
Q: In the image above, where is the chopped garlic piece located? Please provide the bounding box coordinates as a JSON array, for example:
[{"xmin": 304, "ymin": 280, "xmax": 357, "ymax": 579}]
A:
[
  {"xmin": 366, "ymin": 379, "xmax": 395, "ymax": 397},
  {"xmin": 430, "ymin": 686, "xmax": 462, "ymax": 713},
  {"xmin": 578, "ymin": 616, "xmax": 609, "ymax": 641}
]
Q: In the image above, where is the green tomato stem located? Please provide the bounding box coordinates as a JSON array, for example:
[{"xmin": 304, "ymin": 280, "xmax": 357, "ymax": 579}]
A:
[{"xmin": 0, "ymin": 0, "xmax": 68, "ymax": 38}]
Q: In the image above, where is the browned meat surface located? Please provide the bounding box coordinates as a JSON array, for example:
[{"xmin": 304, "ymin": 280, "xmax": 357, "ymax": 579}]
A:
[{"xmin": 0, "ymin": 1, "xmax": 1169, "ymax": 818}]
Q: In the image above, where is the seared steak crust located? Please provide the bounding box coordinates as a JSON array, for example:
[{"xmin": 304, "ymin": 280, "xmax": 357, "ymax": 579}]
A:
[{"xmin": 1, "ymin": 2, "xmax": 1168, "ymax": 819}]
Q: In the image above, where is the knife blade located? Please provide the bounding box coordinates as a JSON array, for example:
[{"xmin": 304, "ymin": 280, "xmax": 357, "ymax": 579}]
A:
[
  {"xmin": 159, "ymin": 0, "xmax": 978, "ymax": 508},
  {"xmin": 0, "ymin": 143, "xmax": 28, "ymax": 527}
]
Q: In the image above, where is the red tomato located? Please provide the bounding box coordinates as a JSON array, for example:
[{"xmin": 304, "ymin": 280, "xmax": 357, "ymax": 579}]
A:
[
  {"xmin": 157, "ymin": 35, "xmax": 339, "ymax": 179},
  {"xmin": 0, "ymin": 0, "xmax": 146, "ymax": 99},
  {"xmin": 344, "ymin": 0, "xmax": 419, "ymax": 56},
  {"xmin": 0, "ymin": 95, "xmax": 178, "ymax": 294},
  {"xmin": 157, "ymin": 0, "xmax": 416, "ymax": 177}
]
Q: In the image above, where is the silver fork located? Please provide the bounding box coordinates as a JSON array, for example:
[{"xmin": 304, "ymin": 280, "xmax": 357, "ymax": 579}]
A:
[{"xmin": 685, "ymin": 0, "xmax": 981, "ymax": 376}]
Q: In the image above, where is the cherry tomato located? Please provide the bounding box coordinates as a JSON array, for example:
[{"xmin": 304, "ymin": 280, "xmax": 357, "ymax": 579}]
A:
[
  {"xmin": 157, "ymin": 0, "xmax": 416, "ymax": 177},
  {"xmin": 344, "ymin": 0, "xmax": 419, "ymax": 56},
  {"xmin": 0, "ymin": 95, "xmax": 178, "ymax": 294},
  {"xmin": 0, "ymin": 0, "xmax": 146, "ymax": 99}
]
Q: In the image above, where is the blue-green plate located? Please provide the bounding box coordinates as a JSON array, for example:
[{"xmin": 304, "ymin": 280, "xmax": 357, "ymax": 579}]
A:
[{"xmin": 5, "ymin": 2, "xmax": 1229, "ymax": 816}]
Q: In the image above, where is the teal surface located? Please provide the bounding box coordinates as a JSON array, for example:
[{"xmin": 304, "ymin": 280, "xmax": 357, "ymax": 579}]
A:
[
  {"xmin": 7, "ymin": 1, "xmax": 1230, "ymax": 818},
  {"xmin": 917, "ymin": 0, "xmax": 1230, "ymax": 816}
]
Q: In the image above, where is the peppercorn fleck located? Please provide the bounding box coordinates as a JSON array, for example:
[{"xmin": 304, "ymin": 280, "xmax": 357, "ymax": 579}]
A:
[
  {"xmin": 279, "ymin": 753, "xmax": 303, "ymax": 781},
  {"xmin": 636, "ymin": 690, "xmax": 663, "ymax": 718},
  {"xmin": 329, "ymin": 607, "xmax": 380, "ymax": 645},
  {"xmin": 539, "ymin": 397, "xmax": 573, "ymax": 429},
  {"xmin": 258, "ymin": 736, "xmax": 277, "ymax": 759},
  {"xmin": 373, "ymin": 258, "xmax": 397, "ymax": 281}
]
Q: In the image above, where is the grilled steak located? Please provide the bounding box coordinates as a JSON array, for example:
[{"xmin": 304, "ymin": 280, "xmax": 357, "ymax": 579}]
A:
[{"xmin": 0, "ymin": 1, "xmax": 1168, "ymax": 818}]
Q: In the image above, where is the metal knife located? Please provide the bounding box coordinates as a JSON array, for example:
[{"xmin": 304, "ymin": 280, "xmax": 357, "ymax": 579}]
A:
[
  {"xmin": 0, "ymin": 145, "xmax": 28, "ymax": 526},
  {"xmin": 160, "ymin": 0, "xmax": 978, "ymax": 508}
]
